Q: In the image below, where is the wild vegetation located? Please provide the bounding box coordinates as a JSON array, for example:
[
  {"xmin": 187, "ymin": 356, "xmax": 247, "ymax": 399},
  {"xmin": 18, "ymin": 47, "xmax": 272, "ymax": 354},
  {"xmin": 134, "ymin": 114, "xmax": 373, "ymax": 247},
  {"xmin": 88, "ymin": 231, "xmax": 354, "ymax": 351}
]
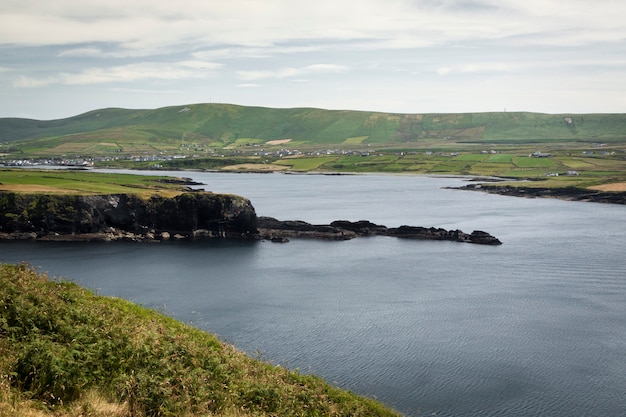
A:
[{"xmin": 0, "ymin": 263, "xmax": 402, "ymax": 417}]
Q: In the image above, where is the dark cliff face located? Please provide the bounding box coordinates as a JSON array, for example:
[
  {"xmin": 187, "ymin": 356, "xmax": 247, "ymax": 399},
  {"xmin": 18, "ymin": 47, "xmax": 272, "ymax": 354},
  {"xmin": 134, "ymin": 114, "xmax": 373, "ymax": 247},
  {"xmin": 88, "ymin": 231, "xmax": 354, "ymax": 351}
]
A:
[{"xmin": 0, "ymin": 192, "xmax": 258, "ymax": 239}]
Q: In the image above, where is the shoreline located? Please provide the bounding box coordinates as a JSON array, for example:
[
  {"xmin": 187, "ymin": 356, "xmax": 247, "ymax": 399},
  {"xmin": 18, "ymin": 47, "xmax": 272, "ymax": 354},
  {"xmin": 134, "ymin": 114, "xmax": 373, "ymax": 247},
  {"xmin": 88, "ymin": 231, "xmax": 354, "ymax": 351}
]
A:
[
  {"xmin": 5, "ymin": 165, "xmax": 626, "ymax": 206},
  {"xmin": 176, "ymin": 168, "xmax": 626, "ymax": 206},
  {"xmin": 451, "ymin": 183, "xmax": 626, "ymax": 205}
]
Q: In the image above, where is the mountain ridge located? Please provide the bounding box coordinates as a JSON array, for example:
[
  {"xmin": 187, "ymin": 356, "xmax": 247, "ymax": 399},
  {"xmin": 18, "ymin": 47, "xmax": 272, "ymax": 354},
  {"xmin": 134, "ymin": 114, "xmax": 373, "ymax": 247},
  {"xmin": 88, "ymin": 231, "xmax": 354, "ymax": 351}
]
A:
[{"xmin": 2, "ymin": 103, "xmax": 626, "ymax": 149}]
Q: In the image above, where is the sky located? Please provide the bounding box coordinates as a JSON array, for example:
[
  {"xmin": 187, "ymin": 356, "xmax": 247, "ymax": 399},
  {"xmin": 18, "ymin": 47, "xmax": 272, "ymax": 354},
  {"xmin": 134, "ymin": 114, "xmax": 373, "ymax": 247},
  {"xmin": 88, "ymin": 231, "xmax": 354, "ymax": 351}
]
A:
[{"xmin": 1, "ymin": 0, "xmax": 626, "ymax": 120}]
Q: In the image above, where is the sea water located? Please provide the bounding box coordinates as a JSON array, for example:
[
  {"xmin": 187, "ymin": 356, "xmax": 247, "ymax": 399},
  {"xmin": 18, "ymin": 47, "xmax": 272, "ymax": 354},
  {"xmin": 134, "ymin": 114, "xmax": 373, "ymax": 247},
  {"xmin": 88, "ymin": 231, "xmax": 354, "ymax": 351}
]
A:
[{"xmin": 1, "ymin": 172, "xmax": 625, "ymax": 416}]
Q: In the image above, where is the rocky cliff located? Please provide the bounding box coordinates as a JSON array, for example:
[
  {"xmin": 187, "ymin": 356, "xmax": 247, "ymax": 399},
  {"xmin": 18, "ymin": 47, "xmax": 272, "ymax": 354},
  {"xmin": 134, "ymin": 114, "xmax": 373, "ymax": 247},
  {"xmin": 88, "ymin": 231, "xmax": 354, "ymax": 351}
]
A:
[
  {"xmin": 0, "ymin": 192, "xmax": 501, "ymax": 245},
  {"xmin": 0, "ymin": 192, "xmax": 257, "ymax": 241}
]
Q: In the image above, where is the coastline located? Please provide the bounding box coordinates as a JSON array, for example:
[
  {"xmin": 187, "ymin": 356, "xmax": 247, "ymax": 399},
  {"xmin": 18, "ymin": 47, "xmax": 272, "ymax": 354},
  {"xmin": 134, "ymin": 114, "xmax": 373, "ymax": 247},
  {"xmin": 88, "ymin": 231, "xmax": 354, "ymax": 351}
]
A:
[
  {"xmin": 5, "ymin": 165, "xmax": 626, "ymax": 209},
  {"xmin": 90, "ymin": 166, "xmax": 626, "ymax": 205},
  {"xmin": 451, "ymin": 183, "xmax": 626, "ymax": 205},
  {"xmin": 188, "ymin": 168, "xmax": 626, "ymax": 206}
]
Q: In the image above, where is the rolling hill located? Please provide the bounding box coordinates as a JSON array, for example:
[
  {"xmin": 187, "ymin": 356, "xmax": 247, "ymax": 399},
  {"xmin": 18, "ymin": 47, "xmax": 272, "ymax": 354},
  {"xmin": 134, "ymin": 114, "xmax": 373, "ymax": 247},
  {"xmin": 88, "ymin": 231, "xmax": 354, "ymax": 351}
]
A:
[{"xmin": 2, "ymin": 104, "xmax": 626, "ymax": 157}]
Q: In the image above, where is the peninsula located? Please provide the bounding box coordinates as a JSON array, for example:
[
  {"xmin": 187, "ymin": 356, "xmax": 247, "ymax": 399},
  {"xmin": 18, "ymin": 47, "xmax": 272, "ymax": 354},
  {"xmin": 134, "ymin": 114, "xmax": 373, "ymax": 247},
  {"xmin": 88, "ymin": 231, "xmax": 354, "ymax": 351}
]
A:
[
  {"xmin": 0, "ymin": 169, "xmax": 502, "ymax": 244},
  {"xmin": 0, "ymin": 191, "xmax": 501, "ymax": 245}
]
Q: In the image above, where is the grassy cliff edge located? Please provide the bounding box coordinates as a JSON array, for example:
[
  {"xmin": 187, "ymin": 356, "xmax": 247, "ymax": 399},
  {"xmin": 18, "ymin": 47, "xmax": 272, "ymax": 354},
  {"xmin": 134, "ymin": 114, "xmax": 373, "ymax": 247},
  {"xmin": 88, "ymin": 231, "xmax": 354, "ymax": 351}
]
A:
[{"xmin": 0, "ymin": 263, "xmax": 402, "ymax": 417}]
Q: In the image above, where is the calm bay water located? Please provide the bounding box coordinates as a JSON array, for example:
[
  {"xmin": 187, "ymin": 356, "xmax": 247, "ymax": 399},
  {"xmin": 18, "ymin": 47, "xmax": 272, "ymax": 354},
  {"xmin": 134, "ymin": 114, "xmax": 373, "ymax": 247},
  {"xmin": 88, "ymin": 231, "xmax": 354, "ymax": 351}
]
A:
[{"xmin": 1, "ymin": 172, "xmax": 625, "ymax": 416}]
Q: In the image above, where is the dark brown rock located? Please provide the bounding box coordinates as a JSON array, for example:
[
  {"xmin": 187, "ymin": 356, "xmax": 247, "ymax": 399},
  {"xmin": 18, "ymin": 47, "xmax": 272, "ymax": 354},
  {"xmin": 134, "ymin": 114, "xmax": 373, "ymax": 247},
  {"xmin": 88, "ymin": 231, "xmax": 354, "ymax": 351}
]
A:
[
  {"xmin": 258, "ymin": 217, "xmax": 501, "ymax": 245},
  {"xmin": 468, "ymin": 230, "xmax": 503, "ymax": 245},
  {"xmin": 257, "ymin": 216, "xmax": 356, "ymax": 240},
  {"xmin": 453, "ymin": 184, "xmax": 626, "ymax": 205},
  {"xmin": 0, "ymin": 192, "xmax": 258, "ymax": 241},
  {"xmin": 329, "ymin": 220, "xmax": 388, "ymax": 235}
]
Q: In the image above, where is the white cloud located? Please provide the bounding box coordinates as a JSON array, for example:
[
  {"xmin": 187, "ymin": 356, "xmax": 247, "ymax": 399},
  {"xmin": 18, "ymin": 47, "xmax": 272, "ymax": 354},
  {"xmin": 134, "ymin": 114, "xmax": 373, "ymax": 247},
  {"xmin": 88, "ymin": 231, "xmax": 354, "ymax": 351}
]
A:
[
  {"xmin": 2, "ymin": 0, "xmax": 625, "ymax": 52},
  {"xmin": 56, "ymin": 47, "xmax": 153, "ymax": 59},
  {"xmin": 57, "ymin": 47, "xmax": 103, "ymax": 57},
  {"xmin": 237, "ymin": 64, "xmax": 349, "ymax": 81},
  {"xmin": 110, "ymin": 87, "xmax": 182, "ymax": 94},
  {"xmin": 13, "ymin": 61, "xmax": 222, "ymax": 88},
  {"xmin": 192, "ymin": 45, "xmax": 325, "ymax": 61},
  {"xmin": 437, "ymin": 62, "xmax": 517, "ymax": 76},
  {"xmin": 436, "ymin": 56, "xmax": 626, "ymax": 77},
  {"xmin": 177, "ymin": 60, "xmax": 223, "ymax": 70},
  {"xmin": 2, "ymin": 0, "xmax": 626, "ymax": 117},
  {"xmin": 13, "ymin": 75, "xmax": 59, "ymax": 88}
]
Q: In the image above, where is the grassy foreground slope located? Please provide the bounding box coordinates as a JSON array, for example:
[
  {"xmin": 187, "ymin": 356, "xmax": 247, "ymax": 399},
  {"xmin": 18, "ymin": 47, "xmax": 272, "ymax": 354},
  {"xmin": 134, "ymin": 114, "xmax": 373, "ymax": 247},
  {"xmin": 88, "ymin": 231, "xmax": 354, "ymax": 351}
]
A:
[
  {"xmin": 0, "ymin": 263, "xmax": 401, "ymax": 417},
  {"xmin": 2, "ymin": 104, "xmax": 626, "ymax": 155}
]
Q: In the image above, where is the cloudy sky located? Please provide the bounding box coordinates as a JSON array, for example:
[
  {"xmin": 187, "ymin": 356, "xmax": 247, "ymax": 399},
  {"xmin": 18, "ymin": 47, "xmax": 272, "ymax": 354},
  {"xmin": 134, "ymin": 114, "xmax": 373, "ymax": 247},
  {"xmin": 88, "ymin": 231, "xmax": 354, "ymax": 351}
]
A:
[{"xmin": 1, "ymin": 0, "xmax": 625, "ymax": 120}]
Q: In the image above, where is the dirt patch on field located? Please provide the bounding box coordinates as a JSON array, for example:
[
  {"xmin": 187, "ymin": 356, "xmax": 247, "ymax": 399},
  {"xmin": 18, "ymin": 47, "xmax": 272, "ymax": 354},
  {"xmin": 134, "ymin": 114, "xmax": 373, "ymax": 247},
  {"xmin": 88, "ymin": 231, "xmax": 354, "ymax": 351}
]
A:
[
  {"xmin": 265, "ymin": 139, "xmax": 292, "ymax": 145},
  {"xmin": 588, "ymin": 182, "xmax": 626, "ymax": 192},
  {"xmin": 221, "ymin": 164, "xmax": 289, "ymax": 171}
]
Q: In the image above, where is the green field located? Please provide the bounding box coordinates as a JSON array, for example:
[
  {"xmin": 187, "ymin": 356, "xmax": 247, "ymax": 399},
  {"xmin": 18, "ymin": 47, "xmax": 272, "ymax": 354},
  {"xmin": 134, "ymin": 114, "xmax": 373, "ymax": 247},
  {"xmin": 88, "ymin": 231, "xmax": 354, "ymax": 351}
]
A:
[
  {"xmin": 485, "ymin": 154, "xmax": 514, "ymax": 163},
  {"xmin": 0, "ymin": 169, "xmax": 190, "ymax": 195},
  {"xmin": 513, "ymin": 156, "xmax": 558, "ymax": 168},
  {"xmin": 453, "ymin": 153, "xmax": 488, "ymax": 162},
  {"xmin": 273, "ymin": 156, "xmax": 338, "ymax": 171}
]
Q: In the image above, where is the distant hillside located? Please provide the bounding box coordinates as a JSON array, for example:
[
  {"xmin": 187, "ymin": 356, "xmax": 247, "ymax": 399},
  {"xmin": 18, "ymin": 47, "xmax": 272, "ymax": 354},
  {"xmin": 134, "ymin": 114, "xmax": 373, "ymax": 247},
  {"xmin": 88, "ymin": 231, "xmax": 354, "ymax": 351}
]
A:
[{"xmin": 1, "ymin": 104, "xmax": 626, "ymax": 154}]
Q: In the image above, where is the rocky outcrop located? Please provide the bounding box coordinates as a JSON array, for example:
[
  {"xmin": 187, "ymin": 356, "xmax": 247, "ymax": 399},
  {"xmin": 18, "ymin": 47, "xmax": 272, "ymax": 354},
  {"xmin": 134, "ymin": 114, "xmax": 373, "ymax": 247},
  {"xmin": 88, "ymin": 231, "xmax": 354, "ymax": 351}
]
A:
[
  {"xmin": 387, "ymin": 226, "xmax": 502, "ymax": 245},
  {"xmin": 256, "ymin": 216, "xmax": 356, "ymax": 241},
  {"xmin": 453, "ymin": 184, "xmax": 626, "ymax": 205},
  {"xmin": 0, "ymin": 192, "xmax": 501, "ymax": 245},
  {"xmin": 258, "ymin": 217, "xmax": 502, "ymax": 245},
  {"xmin": 0, "ymin": 192, "xmax": 257, "ymax": 241}
]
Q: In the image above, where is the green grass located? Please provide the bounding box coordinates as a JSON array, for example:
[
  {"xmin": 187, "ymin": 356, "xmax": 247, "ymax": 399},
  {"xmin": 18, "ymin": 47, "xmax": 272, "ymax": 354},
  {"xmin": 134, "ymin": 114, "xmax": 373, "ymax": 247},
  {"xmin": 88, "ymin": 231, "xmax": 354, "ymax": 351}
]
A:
[
  {"xmin": 558, "ymin": 157, "xmax": 596, "ymax": 169},
  {"xmin": 232, "ymin": 138, "xmax": 265, "ymax": 146},
  {"xmin": 513, "ymin": 157, "xmax": 559, "ymax": 168},
  {"xmin": 342, "ymin": 136, "xmax": 369, "ymax": 144},
  {"xmin": 317, "ymin": 155, "xmax": 400, "ymax": 172},
  {"xmin": 485, "ymin": 154, "xmax": 514, "ymax": 163},
  {"xmin": 0, "ymin": 169, "xmax": 189, "ymax": 196},
  {"xmin": 273, "ymin": 156, "xmax": 338, "ymax": 171},
  {"xmin": 3, "ymin": 105, "xmax": 626, "ymax": 156},
  {"xmin": 452, "ymin": 154, "xmax": 487, "ymax": 162},
  {"xmin": 0, "ymin": 263, "xmax": 402, "ymax": 417}
]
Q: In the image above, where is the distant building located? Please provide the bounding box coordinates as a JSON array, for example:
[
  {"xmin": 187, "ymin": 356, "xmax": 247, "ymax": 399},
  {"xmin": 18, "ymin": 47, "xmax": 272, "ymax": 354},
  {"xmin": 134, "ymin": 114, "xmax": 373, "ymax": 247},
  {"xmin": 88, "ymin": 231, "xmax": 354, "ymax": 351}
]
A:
[{"xmin": 530, "ymin": 151, "xmax": 551, "ymax": 158}]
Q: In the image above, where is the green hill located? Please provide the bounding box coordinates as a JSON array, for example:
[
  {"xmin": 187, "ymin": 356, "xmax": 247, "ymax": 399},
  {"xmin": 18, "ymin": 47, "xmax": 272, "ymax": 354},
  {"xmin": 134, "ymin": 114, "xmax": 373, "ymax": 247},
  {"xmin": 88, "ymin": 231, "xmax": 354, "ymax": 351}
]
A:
[
  {"xmin": 2, "ymin": 104, "xmax": 626, "ymax": 157},
  {"xmin": 0, "ymin": 263, "xmax": 401, "ymax": 417}
]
